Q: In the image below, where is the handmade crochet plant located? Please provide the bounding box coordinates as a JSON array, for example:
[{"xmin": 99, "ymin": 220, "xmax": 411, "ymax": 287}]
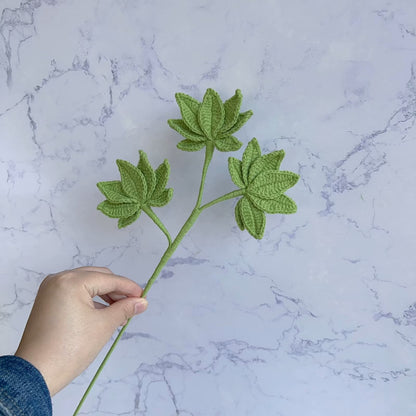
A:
[{"xmin": 73, "ymin": 88, "xmax": 299, "ymax": 414}]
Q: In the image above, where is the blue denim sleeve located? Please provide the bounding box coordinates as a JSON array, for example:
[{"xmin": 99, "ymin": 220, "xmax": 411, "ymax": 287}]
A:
[{"xmin": 0, "ymin": 355, "xmax": 52, "ymax": 416}]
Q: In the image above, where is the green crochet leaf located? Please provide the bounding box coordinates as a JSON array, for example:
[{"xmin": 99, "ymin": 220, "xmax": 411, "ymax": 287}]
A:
[
  {"xmin": 137, "ymin": 150, "xmax": 156, "ymax": 198},
  {"xmin": 247, "ymin": 171, "xmax": 300, "ymax": 199},
  {"xmin": 96, "ymin": 180, "xmax": 137, "ymax": 204},
  {"xmin": 248, "ymin": 150, "xmax": 285, "ymax": 182},
  {"xmin": 177, "ymin": 139, "xmax": 205, "ymax": 152},
  {"xmin": 221, "ymin": 89, "xmax": 242, "ymax": 133},
  {"xmin": 240, "ymin": 197, "xmax": 265, "ymax": 239},
  {"xmin": 153, "ymin": 159, "xmax": 170, "ymax": 199},
  {"xmin": 116, "ymin": 159, "xmax": 147, "ymax": 202},
  {"xmin": 97, "ymin": 152, "xmax": 173, "ymax": 231},
  {"xmin": 229, "ymin": 138, "xmax": 299, "ymax": 238},
  {"xmin": 149, "ymin": 188, "xmax": 173, "ymax": 207},
  {"xmin": 97, "ymin": 200, "xmax": 139, "ymax": 218},
  {"xmin": 234, "ymin": 198, "xmax": 245, "ymax": 231},
  {"xmin": 241, "ymin": 138, "xmax": 261, "ymax": 185},
  {"xmin": 169, "ymin": 88, "xmax": 253, "ymax": 154},
  {"xmin": 167, "ymin": 119, "xmax": 205, "ymax": 143},
  {"xmin": 214, "ymin": 135, "xmax": 242, "ymax": 152},
  {"xmin": 198, "ymin": 88, "xmax": 225, "ymax": 140},
  {"xmin": 225, "ymin": 110, "xmax": 253, "ymax": 135},
  {"xmin": 228, "ymin": 157, "xmax": 245, "ymax": 188},
  {"xmin": 118, "ymin": 210, "xmax": 141, "ymax": 229},
  {"xmin": 248, "ymin": 193, "xmax": 297, "ymax": 214},
  {"xmin": 175, "ymin": 93, "xmax": 203, "ymax": 135}
]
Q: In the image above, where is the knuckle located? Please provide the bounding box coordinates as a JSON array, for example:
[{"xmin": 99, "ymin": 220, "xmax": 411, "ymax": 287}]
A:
[{"xmin": 41, "ymin": 270, "xmax": 75, "ymax": 290}]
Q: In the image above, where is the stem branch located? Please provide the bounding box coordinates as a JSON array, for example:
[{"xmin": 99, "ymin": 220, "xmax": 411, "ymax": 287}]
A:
[
  {"xmin": 199, "ymin": 189, "xmax": 244, "ymax": 211},
  {"xmin": 143, "ymin": 206, "xmax": 172, "ymax": 246},
  {"xmin": 195, "ymin": 142, "xmax": 214, "ymax": 208}
]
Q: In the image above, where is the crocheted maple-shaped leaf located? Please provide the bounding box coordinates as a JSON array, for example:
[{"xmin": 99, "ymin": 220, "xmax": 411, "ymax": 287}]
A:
[
  {"xmin": 228, "ymin": 138, "xmax": 299, "ymax": 239},
  {"xmin": 167, "ymin": 88, "xmax": 253, "ymax": 152},
  {"xmin": 97, "ymin": 150, "xmax": 173, "ymax": 229}
]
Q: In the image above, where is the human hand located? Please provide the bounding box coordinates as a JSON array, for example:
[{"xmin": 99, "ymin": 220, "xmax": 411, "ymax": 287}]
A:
[{"xmin": 14, "ymin": 266, "xmax": 148, "ymax": 396}]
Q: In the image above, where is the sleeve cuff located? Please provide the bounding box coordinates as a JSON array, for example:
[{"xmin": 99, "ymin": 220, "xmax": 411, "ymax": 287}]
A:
[{"xmin": 0, "ymin": 355, "xmax": 52, "ymax": 416}]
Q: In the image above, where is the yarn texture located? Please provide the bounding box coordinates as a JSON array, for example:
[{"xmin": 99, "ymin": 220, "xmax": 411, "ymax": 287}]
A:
[
  {"xmin": 228, "ymin": 137, "xmax": 298, "ymax": 239},
  {"xmin": 168, "ymin": 88, "xmax": 252, "ymax": 153}
]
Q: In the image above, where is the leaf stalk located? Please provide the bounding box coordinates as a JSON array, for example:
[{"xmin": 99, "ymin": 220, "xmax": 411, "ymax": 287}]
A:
[{"xmin": 143, "ymin": 206, "xmax": 172, "ymax": 246}]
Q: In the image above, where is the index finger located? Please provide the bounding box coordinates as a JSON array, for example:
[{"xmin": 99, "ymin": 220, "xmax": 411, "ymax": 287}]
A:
[{"xmin": 78, "ymin": 269, "xmax": 144, "ymax": 298}]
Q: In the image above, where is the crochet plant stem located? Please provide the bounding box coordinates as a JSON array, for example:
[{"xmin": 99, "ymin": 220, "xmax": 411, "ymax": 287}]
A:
[{"xmin": 73, "ymin": 88, "xmax": 300, "ymax": 415}]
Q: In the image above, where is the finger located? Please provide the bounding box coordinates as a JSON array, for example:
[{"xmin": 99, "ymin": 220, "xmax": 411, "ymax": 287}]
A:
[
  {"xmin": 93, "ymin": 301, "xmax": 107, "ymax": 310},
  {"xmin": 106, "ymin": 293, "xmax": 127, "ymax": 302},
  {"xmin": 71, "ymin": 266, "xmax": 113, "ymax": 274},
  {"xmin": 81, "ymin": 271, "xmax": 143, "ymax": 298},
  {"xmin": 46, "ymin": 266, "xmax": 113, "ymax": 282},
  {"xmin": 101, "ymin": 297, "xmax": 148, "ymax": 330},
  {"xmin": 99, "ymin": 294, "xmax": 114, "ymax": 305},
  {"xmin": 99, "ymin": 293, "xmax": 128, "ymax": 305}
]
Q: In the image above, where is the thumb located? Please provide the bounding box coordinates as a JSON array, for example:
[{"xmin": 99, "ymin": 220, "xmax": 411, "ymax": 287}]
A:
[{"xmin": 103, "ymin": 297, "xmax": 148, "ymax": 329}]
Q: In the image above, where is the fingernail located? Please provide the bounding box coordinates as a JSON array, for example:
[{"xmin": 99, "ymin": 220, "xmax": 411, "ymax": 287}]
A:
[{"xmin": 134, "ymin": 298, "xmax": 148, "ymax": 314}]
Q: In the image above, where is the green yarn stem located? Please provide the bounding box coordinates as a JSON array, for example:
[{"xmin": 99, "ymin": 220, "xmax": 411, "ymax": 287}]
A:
[
  {"xmin": 73, "ymin": 144, "xmax": 242, "ymax": 415},
  {"xmin": 195, "ymin": 141, "xmax": 214, "ymax": 207},
  {"xmin": 142, "ymin": 206, "xmax": 172, "ymax": 246},
  {"xmin": 200, "ymin": 189, "xmax": 244, "ymax": 211},
  {"xmin": 72, "ymin": 317, "xmax": 132, "ymax": 415}
]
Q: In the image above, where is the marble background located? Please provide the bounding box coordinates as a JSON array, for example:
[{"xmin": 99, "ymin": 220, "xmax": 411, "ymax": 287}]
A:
[{"xmin": 1, "ymin": 0, "xmax": 415, "ymax": 415}]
